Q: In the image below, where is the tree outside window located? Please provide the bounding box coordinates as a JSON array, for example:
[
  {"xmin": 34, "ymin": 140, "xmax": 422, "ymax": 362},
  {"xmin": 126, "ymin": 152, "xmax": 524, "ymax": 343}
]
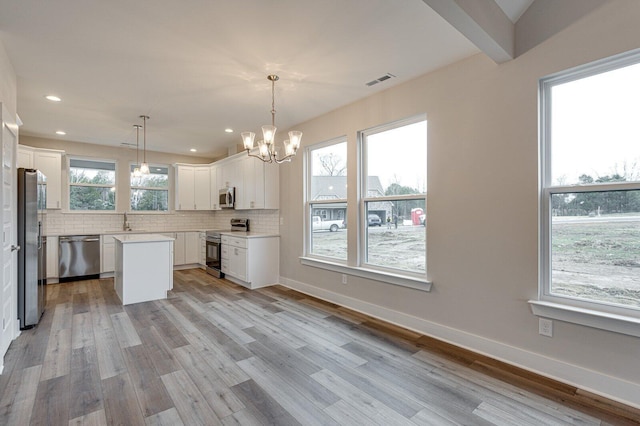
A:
[
  {"xmin": 69, "ymin": 158, "xmax": 116, "ymax": 211},
  {"xmin": 130, "ymin": 165, "xmax": 169, "ymax": 211}
]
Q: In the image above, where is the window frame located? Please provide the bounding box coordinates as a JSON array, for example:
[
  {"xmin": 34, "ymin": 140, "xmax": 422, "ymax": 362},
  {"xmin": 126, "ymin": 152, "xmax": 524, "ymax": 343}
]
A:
[
  {"xmin": 301, "ymin": 118, "xmax": 431, "ymax": 291},
  {"xmin": 68, "ymin": 156, "xmax": 117, "ymax": 212},
  {"xmin": 358, "ymin": 115, "xmax": 427, "ymax": 279},
  {"xmin": 304, "ymin": 136, "xmax": 349, "ymax": 264},
  {"xmin": 129, "ymin": 162, "xmax": 170, "ymax": 213},
  {"xmin": 532, "ymin": 49, "xmax": 640, "ymax": 336}
]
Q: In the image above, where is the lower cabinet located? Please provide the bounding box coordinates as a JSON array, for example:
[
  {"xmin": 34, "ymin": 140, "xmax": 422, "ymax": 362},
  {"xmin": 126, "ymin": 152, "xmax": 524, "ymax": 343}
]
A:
[
  {"xmin": 198, "ymin": 232, "xmax": 206, "ymax": 268},
  {"xmin": 102, "ymin": 231, "xmax": 201, "ymax": 275},
  {"xmin": 221, "ymin": 234, "xmax": 279, "ymax": 289},
  {"xmin": 101, "ymin": 235, "xmax": 117, "ymax": 274},
  {"xmin": 46, "ymin": 236, "xmax": 59, "ymax": 282}
]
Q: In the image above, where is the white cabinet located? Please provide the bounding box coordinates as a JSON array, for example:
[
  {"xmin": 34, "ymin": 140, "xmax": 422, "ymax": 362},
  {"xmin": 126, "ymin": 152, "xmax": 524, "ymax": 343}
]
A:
[
  {"xmin": 34, "ymin": 150, "xmax": 63, "ymax": 209},
  {"xmin": 221, "ymin": 234, "xmax": 279, "ymax": 289},
  {"xmin": 175, "ymin": 164, "xmax": 211, "ymax": 210},
  {"xmin": 221, "ymin": 235, "xmax": 247, "ymax": 281},
  {"xmin": 236, "ymin": 156, "xmax": 279, "ymax": 210},
  {"xmin": 210, "ymin": 165, "xmax": 221, "ymax": 210},
  {"xmin": 101, "ymin": 234, "xmax": 117, "ymax": 273},
  {"xmin": 164, "ymin": 231, "xmax": 199, "ymax": 266},
  {"xmin": 194, "ymin": 167, "xmax": 211, "ymax": 210},
  {"xmin": 46, "ymin": 236, "xmax": 59, "ymax": 281},
  {"xmin": 18, "ymin": 146, "xmax": 63, "ymax": 209},
  {"xmin": 240, "ymin": 157, "xmax": 263, "ymax": 210},
  {"xmin": 220, "ymin": 158, "xmax": 242, "ymax": 189},
  {"xmin": 17, "ymin": 146, "xmax": 34, "ymax": 168},
  {"xmin": 176, "ymin": 165, "xmax": 194, "ymax": 210},
  {"xmin": 114, "ymin": 235, "xmax": 173, "ymax": 305},
  {"xmin": 184, "ymin": 232, "xmax": 199, "ymax": 264},
  {"xmin": 198, "ymin": 232, "xmax": 206, "ymax": 267}
]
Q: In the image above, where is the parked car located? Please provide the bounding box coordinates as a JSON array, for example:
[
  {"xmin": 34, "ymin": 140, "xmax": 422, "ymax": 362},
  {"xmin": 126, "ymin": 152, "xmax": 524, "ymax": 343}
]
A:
[
  {"xmin": 368, "ymin": 214, "xmax": 382, "ymax": 226},
  {"xmin": 312, "ymin": 216, "xmax": 345, "ymax": 232}
]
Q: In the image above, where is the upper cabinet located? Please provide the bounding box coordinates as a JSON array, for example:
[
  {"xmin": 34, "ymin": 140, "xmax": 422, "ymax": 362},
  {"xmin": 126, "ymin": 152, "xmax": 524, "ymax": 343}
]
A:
[
  {"xmin": 194, "ymin": 166, "xmax": 211, "ymax": 210},
  {"xmin": 175, "ymin": 164, "xmax": 210, "ymax": 210},
  {"xmin": 239, "ymin": 156, "xmax": 279, "ymax": 210},
  {"xmin": 174, "ymin": 152, "xmax": 279, "ymax": 211},
  {"xmin": 210, "ymin": 165, "xmax": 221, "ymax": 210},
  {"xmin": 18, "ymin": 146, "xmax": 63, "ymax": 209}
]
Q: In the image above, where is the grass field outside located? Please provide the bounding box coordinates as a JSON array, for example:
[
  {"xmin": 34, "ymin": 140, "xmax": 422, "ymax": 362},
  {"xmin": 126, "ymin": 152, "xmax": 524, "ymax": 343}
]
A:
[{"xmin": 552, "ymin": 216, "xmax": 640, "ymax": 308}]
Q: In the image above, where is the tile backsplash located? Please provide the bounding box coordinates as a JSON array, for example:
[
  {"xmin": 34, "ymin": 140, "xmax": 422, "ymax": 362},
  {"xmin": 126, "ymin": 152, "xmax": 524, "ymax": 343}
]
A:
[{"xmin": 45, "ymin": 209, "xmax": 280, "ymax": 236}]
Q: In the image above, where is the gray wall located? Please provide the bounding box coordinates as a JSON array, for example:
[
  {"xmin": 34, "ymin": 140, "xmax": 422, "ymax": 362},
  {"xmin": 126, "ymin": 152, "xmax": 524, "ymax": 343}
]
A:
[{"xmin": 278, "ymin": 0, "xmax": 640, "ymax": 407}]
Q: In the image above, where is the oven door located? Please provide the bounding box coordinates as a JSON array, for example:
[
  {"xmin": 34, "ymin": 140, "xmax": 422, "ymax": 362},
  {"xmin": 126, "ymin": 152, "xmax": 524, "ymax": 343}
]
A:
[{"xmin": 205, "ymin": 238, "xmax": 223, "ymax": 277}]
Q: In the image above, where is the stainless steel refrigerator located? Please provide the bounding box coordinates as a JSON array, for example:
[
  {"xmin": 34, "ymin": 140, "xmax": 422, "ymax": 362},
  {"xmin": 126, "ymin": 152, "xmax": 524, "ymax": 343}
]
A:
[{"xmin": 17, "ymin": 168, "xmax": 47, "ymax": 329}]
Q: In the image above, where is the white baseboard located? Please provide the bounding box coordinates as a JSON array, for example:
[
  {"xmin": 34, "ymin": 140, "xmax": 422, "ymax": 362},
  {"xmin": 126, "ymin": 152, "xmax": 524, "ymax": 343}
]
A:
[{"xmin": 278, "ymin": 276, "xmax": 640, "ymax": 409}]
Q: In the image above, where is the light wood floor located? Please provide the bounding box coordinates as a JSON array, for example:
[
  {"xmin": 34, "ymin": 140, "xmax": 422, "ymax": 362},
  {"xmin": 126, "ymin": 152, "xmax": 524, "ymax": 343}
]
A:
[{"xmin": 1, "ymin": 268, "xmax": 638, "ymax": 425}]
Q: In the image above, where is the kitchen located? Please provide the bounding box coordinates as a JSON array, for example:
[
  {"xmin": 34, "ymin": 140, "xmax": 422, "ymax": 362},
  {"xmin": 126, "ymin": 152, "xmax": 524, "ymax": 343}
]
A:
[{"xmin": 18, "ymin": 135, "xmax": 281, "ymax": 291}]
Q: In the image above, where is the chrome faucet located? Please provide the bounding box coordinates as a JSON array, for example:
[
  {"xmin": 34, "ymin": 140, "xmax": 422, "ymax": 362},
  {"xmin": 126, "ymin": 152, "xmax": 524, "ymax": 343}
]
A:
[{"xmin": 123, "ymin": 212, "xmax": 131, "ymax": 231}]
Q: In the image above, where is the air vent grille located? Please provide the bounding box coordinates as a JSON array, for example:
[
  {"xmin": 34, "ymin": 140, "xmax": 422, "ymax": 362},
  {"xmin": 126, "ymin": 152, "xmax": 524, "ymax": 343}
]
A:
[{"xmin": 366, "ymin": 73, "xmax": 396, "ymax": 87}]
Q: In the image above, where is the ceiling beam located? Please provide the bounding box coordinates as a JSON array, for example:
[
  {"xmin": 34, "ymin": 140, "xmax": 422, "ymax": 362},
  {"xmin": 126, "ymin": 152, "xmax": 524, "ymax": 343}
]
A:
[
  {"xmin": 422, "ymin": 0, "xmax": 514, "ymax": 63},
  {"xmin": 515, "ymin": 0, "xmax": 611, "ymax": 57}
]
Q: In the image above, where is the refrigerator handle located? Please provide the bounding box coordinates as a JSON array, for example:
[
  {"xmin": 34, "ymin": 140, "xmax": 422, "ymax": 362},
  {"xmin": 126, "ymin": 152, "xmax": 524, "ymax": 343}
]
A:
[{"xmin": 37, "ymin": 221, "xmax": 42, "ymax": 249}]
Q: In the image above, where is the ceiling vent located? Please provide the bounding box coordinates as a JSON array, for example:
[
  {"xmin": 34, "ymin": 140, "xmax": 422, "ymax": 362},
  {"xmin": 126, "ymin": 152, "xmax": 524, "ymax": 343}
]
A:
[{"xmin": 366, "ymin": 73, "xmax": 396, "ymax": 87}]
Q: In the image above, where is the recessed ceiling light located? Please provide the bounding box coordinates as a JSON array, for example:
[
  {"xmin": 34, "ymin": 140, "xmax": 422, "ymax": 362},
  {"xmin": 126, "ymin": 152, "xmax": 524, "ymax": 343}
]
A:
[
  {"xmin": 55, "ymin": 130, "xmax": 66, "ymax": 135},
  {"xmin": 45, "ymin": 95, "xmax": 62, "ymax": 102},
  {"xmin": 190, "ymin": 148, "xmax": 197, "ymax": 152},
  {"xmin": 225, "ymin": 128, "xmax": 233, "ymax": 133}
]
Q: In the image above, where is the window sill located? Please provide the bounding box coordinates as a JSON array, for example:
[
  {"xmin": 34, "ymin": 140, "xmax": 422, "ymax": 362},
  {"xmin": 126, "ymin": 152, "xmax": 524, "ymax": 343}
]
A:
[
  {"xmin": 529, "ymin": 300, "xmax": 640, "ymax": 337},
  {"xmin": 299, "ymin": 256, "xmax": 432, "ymax": 292}
]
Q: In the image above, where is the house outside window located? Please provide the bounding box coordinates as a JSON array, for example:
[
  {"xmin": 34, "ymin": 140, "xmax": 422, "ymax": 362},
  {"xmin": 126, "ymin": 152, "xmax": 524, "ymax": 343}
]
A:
[
  {"xmin": 360, "ymin": 117, "xmax": 427, "ymax": 275},
  {"xmin": 534, "ymin": 50, "xmax": 640, "ymax": 334},
  {"xmin": 130, "ymin": 164, "xmax": 169, "ymax": 212},
  {"xmin": 69, "ymin": 158, "xmax": 116, "ymax": 211},
  {"xmin": 306, "ymin": 138, "xmax": 348, "ymax": 261}
]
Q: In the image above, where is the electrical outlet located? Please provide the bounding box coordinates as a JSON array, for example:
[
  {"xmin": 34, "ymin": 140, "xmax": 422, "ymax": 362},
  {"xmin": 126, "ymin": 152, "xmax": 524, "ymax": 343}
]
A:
[
  {"xmin": 280, "ymin": 217, "xmax": 284, "ymax": 225},
  {"xmin": 539, "ymin": 318, "xmax": 553, "ymax": 337},
  {"xmin": 341, "ymin": 274, "xmax": 347, "ymax": 285}
]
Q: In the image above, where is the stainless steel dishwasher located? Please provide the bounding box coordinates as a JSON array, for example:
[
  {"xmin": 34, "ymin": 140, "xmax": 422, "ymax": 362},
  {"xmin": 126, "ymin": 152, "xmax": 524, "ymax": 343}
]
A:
[{"xmin": 58, "ymin": 235, "xmax": 101, "ymax": 281}]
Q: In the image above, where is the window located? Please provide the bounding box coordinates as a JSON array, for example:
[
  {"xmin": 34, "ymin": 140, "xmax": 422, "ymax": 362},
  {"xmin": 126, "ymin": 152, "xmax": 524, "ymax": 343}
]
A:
[
  {"xmin": 306, "ymin": 138, "xmax": 348, "ymax": 261},
  {"xmin": 69, "ymin": 158, "xmax": 116, "ymax": 211},
  {"xmin": 130, "ymin": 164, "xmax": 169, "ymax": 211},
  {"xmin": 535, "ymin": 50, "xmax": 640, "ymax": 332},
  {"xmin": 361, "ymin": 117, "xmax": 427, "ymax": 275}
]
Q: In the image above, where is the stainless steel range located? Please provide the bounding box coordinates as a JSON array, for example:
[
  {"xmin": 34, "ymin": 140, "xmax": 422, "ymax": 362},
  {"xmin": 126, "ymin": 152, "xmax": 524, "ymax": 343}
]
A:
[{"xmin": 205, "ymin": 218, "xmax": 249, "ymax": 277}]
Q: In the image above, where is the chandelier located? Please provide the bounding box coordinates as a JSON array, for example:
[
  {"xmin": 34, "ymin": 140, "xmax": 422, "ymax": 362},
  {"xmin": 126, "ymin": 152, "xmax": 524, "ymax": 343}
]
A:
[{"xmin": 241, "ymin": 75, "xmax": 302, "ymax": 164}]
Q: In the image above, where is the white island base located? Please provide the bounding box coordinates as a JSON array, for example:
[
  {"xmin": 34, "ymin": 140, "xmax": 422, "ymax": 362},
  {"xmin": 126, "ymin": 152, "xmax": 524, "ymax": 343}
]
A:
[{"xmin": 114, "ymin": 234, "xmax": 174, "ymax": 305}]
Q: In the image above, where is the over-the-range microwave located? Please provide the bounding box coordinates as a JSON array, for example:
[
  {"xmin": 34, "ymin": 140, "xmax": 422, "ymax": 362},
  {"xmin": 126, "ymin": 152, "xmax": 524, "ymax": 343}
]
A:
[{"xmin": 219, "ymin": 187, "xmax": 235, "ymax": 209}]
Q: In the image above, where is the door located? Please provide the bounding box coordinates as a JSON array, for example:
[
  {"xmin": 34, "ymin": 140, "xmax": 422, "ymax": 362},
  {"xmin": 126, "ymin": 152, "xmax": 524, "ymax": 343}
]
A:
[{"xmin": 1, "ymin": 104, "xmax": 18, "ymax": 358}]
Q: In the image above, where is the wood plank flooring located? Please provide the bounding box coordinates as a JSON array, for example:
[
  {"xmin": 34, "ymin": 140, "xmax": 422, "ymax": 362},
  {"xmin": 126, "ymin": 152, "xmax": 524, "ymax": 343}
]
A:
[{"xmin": 1, "ymin": 268, "xmax": 639, "ymax": 425}]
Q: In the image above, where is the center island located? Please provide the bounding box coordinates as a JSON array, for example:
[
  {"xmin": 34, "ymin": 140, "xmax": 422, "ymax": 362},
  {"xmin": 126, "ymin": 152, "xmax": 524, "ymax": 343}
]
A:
[{"xmin": 113, "ymin": 233, "xmax": 174, "ymax": 305}]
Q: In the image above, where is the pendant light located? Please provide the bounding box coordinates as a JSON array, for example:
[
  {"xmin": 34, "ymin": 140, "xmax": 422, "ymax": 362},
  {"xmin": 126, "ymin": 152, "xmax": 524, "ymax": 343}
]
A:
[
  {"xmin": 140, "ymin": 115, "xmax": 150, "ymax": 175},
  {"xmin": 241, "ymin": 75, "xmax": 302, "ymax": 164},
  {"xmin": 131, "ymin": 124, "xmax": 142, "ymax": 178}
]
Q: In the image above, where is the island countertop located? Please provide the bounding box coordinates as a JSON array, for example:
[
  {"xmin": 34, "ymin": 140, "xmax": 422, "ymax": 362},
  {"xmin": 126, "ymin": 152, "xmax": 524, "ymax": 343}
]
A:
[{"xmin": 113, "ymin": 233, "xmax": 175, "ymax": 244}]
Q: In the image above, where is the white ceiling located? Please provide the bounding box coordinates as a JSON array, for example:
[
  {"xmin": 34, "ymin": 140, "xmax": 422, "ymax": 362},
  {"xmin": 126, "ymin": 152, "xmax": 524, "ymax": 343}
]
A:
[{"xmin": 0, "ymin": 0, "xmax": 532, "ymax": 159}]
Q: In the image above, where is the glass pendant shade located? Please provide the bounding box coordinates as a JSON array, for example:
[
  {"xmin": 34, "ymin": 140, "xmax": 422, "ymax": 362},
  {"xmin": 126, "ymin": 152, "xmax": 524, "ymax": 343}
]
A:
[
  {"xmin": 289, "ymin": 130, "xmax": 302, "ymax": 151},
  {"xmin": 262, "ymin": 125, "xmax": 276, "ymax": 145},
  {"xmin": 140, "ymin": 162, "xmax": 150, "ymax": 174},
  {"xmin": 132, "ymin": 167, "xmax": 142, "ymax": 178},
  {"xmin": 242, "ymin": 132, "xmax": 255, "ymax": 150}
]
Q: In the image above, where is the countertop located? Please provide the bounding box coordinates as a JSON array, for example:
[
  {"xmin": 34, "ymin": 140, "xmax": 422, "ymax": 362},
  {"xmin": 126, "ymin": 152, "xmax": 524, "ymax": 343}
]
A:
[
  {"xmin": 47, "ymin": 229, "xmax": 279, "ymax": 238},
  {"xmin": 219, "ymin": 231, "xmax": 280, "ymax": 239},
  {"xmin": 113, "ymin": 234, "xmax": 175, "ymax": 244}
]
